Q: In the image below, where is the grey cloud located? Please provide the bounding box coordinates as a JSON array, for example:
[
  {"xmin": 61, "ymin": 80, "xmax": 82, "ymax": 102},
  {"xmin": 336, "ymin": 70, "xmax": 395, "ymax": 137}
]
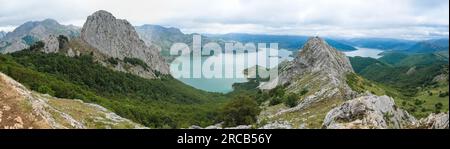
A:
[{"xmin": 0, "ymin": 0, "xmax": 448, "ymax": 40}]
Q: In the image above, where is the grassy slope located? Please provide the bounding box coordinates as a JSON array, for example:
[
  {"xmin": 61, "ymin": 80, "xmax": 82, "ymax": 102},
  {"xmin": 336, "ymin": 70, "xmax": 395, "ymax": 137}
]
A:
[
  {"xmin": 349, "ymin": 52, "xmax": 449, "ymax": 118},
  {"xmin": 346, "ymin": 72, "xmax": 449, "ymax": 118}
]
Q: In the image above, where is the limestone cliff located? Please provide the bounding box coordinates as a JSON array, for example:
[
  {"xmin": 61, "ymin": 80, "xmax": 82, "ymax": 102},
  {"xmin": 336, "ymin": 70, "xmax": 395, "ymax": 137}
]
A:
[{"xmin": 81, "ymin": 10, "xmax": 169, "ymax": 77}]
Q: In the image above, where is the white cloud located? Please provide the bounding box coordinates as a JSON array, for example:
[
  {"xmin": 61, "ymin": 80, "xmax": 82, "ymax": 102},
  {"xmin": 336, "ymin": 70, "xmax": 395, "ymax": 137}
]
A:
[{"xmin": 0, "ymin": 0, "xmax": 448, "ymax": 40}]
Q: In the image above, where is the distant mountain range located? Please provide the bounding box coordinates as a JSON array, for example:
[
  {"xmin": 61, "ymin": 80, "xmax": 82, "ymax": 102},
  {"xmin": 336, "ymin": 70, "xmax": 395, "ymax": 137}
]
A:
[
  {"xmin": 206, "ymin": 33, "xmax": 358, "ymax": 51},
  {"xmin": 0, "ymin": 19, "xmax": 79, "ymax": 53},
  {"xmin": 3, "ymin": 18, "xmax": 447, "ymax": 55},
  {"xmin": 406, "ymin": 38, "xmax": 449, "ymax": 53},
  {"xmin": 338, "ymin": 37, "xmax": 449, "ymax": 53},
  {"xmin": 339, "ymin": 37, "xmax": 417, "ymax": 50},
  {"xmin": 135, "ymin": 24, "xmax": 222, "ymax": 60}
]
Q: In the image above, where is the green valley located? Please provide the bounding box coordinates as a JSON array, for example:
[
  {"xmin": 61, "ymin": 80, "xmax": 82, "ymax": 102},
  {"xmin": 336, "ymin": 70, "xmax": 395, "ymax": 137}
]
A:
[{"xmin": 0, "ymin": 45, "xmax": 229, "ymax": 128}]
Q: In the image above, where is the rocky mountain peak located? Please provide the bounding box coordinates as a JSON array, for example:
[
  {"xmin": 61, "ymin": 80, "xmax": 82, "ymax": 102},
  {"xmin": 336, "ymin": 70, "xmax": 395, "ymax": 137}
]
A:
[
  {"xmin": 258, "ymin": 37, "xmax": 358, "ymax": 128},
  {"xmin": 41, "ymin": 19, "xmax": 60, "ymax": 26},
  {"xmin": 297, "ymin": 37, "xmax": 354, "ymax": 76},
  {"xmin": 261, "ymin": 36, "xmax": 354, "ymax": 90},
  {"xmin": 87, "ymin": 10, "xmax": 119, "ymax": 24},
  {"xmin": 0, "ymin": 18, "xmax": 79, "ymax": 54},
  {"xmin": 81, "ymin": 10, "xmax": 170, "ymax": 76},
  {"xmin": 4, "ymin": 19, "xmax": 77, "ymax": 41}
]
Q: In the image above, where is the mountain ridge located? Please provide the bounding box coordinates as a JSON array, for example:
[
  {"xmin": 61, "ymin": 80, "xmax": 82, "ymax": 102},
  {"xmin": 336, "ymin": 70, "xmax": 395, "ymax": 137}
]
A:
[
  {"xmin": 257, "ymin": 37, "xmax": 358, "ymax": 128},
  {"xmin": 0, "ymin": 19, "xmax": 79, "ymax": 53}
]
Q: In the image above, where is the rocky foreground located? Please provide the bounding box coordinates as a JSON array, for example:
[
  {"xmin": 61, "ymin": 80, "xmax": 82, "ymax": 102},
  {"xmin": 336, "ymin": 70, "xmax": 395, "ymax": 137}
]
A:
[
  {"xmin": 0, "ymin": 72, "xmax": 144, "ymax": 129},
  {"xmin": 323, "ymin": 93, "xmax": 448, "ymax": 129}
]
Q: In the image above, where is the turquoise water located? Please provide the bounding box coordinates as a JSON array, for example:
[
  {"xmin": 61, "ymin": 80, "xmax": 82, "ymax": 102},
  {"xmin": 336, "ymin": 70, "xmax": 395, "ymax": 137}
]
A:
[
  {"xmin": 170, "ymin": 47, "xmax": 383, "ymax": 93},
  {"xmin": 170, "ymin": 49, "xmax": 293, "ymax": 93}
]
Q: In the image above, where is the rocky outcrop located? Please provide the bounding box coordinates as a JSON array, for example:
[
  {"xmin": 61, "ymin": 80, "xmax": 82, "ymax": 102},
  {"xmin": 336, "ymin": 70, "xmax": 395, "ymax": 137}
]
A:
[
  {"xmin": 0, "ymin": 19, "xmax": 79, "ymax": 53},
  {"xmin": 322, "ymin": 93, "xmax": 417, "ymax": 129},
  {"xmin": 189, "ymin": 122, "xmax": 252, "ymax": 129},
  {"xmin": 259, "ymin": 37, "xmax": 356, "ymax": 119},
  {"xmin": 433, "ymin": 65, "xmax": 448, "ymax": 83},
  {"xmin": 406, "ymin": 66, "xmax": 416, "ymax": 75},
  {"xmin": 81, "ymin": 10, "xmax": 169, "ymax": 76},
  {"xmin": 418, "ymin": 112, "xmax": 449, "ymax": 129},
  {"xmin": 0, "ymin": 72, "xmax": 144, "ymax": 129},
  {"xmin": 42, "ymin": 35, "xmax": 59, "ymax": 53},
  {"xmin": 262, "ymin": 37, "xmax": 353, "ymax": 88},
  {"xmin": 259, "ymin": 121, "xmax": 293, "ymax": 129}
]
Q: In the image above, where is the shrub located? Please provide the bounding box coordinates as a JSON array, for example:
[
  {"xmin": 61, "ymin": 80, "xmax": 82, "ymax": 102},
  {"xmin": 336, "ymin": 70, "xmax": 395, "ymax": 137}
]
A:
[
  {"xmin": 269, "ymin": 97, "xmax": 283, "ymax": 106},
  {"xmin": 256, "ymin": 92, "xmax": 270, "ymax": 104},
  {"xmin": 435, "ymin": 102, "xmax": 443, "ymax": 113},
  {"xmin": 414, "ymin": 99, "xmax": 424, "ymax": 106},
  {"xmin": 124, "ymin": 57, "xmax": 148, "ymax": 69},
  {"xmin": 29, "ymin": 41, "xmax": 45, "ymax": 51},
  {"xmin": 37, "ymin": 85, "xmax": 55, "ymax": 96},
  {"xmin": 107, "ymin": 57, "xmax": 119, "ymax": 65},
  {"xmin": 221, "ymin": 95, "xmax": 260, "ymax": 127},
  {"xmin": 300, "ymin": 88, "xmax": 308, "ymax": 96},
  {"xmin": 438, "ymin": 91, "xmax": 449, "ymax": 97},
  {"xmin": 269, "ymin": 86, "xmax": 285, "ymax": 97},
  {"xmin": 284, "ymin": 94, "xmax": 299, "ymax": 108},
  {"xmin": 57, "ymin": 35, "xmax": 69, "ymax": 49}
]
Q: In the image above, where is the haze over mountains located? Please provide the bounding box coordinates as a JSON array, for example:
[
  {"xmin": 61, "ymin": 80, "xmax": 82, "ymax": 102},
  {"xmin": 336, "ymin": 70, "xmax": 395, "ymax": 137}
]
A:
[
  {"xmin": 2, "ymin": 17, "xmax": 448, "ymax": 56},
  {"xmin": 0, "ymin": 10, "xmax": 448, "ymax": 129}
]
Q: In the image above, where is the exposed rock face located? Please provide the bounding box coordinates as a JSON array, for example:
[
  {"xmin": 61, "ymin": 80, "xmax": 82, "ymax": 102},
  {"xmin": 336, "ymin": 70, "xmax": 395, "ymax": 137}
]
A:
[
  {"xmin": 259, "ymin": 121, "xmax": 293, "ymax": 129},
  {"xmin": 322, "ymin": 93, "xmax": 417, "ymax": 129},
  {"xmin": 0, "ymin": 72, "xmax": 144, "ymax": 129},
  {"xmin": 433, "ymin": 65, "xmax": 449, "ymax": 83},
  {"xmin": 265, "ymin": 37, "xmax": 354, "ymax": 88},
  {"xmin": 42, "ymin": 35, "xmax": 59, "ymax": 53},
  {"xmin": 0, "ymin": 19, "xmax": 79, "ymax": 53},
  {"xmin": 259, "ymin": 37, "xmax": 356, "ymax": 120},
  {"xmin": 406, "ymin": 66, "xmax": 416, "ymax": 75},
  {"xmin": 81, "ymin": 10, "xmax": 169, "ymax": 76},
  {"xmin": 418, "ymin": 112, "xmax": 449, "ymax": 129},
  {"xmin": 188, "ymin": 122, "xmax": 252, "ymax": 129}
]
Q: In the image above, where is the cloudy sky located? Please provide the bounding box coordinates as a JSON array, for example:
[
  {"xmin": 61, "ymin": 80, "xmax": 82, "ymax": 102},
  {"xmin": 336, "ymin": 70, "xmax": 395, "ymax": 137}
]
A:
[{"xmin": 0, "ymin": 0, "xmax": 448, "ymax": 40}]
